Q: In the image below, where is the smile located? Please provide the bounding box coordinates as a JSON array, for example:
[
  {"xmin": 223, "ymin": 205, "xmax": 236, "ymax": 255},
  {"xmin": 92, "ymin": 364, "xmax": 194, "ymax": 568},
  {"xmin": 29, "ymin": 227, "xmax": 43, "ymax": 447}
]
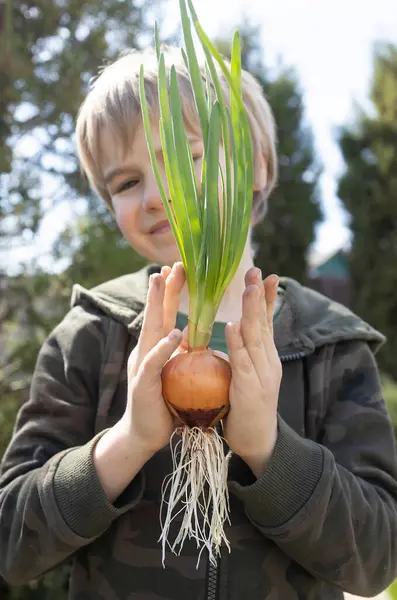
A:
[{"xmin": 150, "ymin": 221, "xmax": 171, "ymax": 235}]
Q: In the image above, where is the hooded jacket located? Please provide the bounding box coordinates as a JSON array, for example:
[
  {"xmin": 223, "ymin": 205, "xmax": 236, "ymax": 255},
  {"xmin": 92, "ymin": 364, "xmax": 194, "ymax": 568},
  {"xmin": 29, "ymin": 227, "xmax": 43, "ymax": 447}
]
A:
[{"xmin": 1, "ymin": 265, "xmax": 397, "ymax": 600}]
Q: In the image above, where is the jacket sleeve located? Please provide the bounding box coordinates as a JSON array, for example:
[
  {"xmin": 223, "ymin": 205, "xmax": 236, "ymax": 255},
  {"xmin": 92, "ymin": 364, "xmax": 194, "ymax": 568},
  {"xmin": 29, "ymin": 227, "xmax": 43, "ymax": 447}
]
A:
[
  {"xmin": 229, "ymin": 340, "xmax": 397, "ymax": 596},
  {"xmin": 0, "ymin": 306, "xmax": 144, "ymax": 586}
]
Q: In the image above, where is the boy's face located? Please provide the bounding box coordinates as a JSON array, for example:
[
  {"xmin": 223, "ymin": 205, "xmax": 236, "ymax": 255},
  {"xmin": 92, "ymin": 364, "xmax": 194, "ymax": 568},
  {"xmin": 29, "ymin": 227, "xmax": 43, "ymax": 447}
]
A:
[{"xmin": 101, "ymin": 120, "xmax": 204, "ymax": 266}]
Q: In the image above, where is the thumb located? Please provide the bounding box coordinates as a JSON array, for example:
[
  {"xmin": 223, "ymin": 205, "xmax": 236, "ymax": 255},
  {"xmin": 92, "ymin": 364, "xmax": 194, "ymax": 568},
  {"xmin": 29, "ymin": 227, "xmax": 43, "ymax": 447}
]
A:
[
  {"xmin": 139, "ymin": 329, "xmax": 183, "ymax": 380},
  {"xmin": 170, "ymin": 325, "xmax": 189, "ymax": 359},
  {"xmin": 178, "ymin": 325, "xmax": 189, "ymax": 352}
]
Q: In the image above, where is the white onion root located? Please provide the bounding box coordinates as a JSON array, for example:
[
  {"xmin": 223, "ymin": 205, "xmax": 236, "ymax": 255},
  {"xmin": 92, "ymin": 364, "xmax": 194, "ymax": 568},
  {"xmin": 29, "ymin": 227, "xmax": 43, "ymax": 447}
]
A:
[{"xmin": 159, "ymin": 425, "xmax": 232, "ymax": 568}]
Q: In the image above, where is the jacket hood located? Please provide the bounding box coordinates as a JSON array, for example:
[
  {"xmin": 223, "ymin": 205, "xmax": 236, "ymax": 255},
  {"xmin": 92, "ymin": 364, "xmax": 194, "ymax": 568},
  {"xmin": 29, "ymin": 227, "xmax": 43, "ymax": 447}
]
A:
[
  {"xmin": 71, "ymin": 265, "xmax": 386, "ymax": 357},
  {"xmin": 273, "ymin": 277, "xmax": 385, "ymax": 357}
]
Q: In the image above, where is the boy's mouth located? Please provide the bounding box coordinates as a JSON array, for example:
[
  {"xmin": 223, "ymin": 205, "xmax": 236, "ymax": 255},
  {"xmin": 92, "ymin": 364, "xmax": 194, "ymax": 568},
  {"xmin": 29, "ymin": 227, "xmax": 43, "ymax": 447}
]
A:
[{"xmin": 149, "ymin": 220, "xmax": 171, "ymax": 235}]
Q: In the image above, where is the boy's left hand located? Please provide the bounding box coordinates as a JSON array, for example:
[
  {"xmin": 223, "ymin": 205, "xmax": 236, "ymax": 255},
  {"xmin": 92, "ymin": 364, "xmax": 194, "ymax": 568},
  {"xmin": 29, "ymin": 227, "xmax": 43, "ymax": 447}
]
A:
[{"xmin": 223, "ymin": 267, "xmax": 282, "ymax": 478}]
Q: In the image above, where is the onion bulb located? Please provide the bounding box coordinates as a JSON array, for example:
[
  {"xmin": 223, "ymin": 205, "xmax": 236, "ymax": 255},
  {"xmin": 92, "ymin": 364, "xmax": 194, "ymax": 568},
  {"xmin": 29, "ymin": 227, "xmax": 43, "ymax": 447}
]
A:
[
  {"xmin": 162, "ymin": 347, "xmax": 232, "ymax": 428},
  {"xmin": 160, "ymin": 348, "xmax": 233, "ymax": 567}
]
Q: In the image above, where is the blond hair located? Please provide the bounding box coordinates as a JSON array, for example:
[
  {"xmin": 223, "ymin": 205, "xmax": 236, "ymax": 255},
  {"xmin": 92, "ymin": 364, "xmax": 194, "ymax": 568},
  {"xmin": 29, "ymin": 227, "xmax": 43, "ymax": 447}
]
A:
[{"xmin": 76, "ymin": 46, "xmax": 278, "ymax": 225}]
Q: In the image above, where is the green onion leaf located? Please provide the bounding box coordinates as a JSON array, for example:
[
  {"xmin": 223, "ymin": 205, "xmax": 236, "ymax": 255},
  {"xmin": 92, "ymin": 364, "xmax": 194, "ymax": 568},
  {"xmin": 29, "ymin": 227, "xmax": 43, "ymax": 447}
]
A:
[
  {"xmin": 140, "ymin": 0, "xmax": 254, "ymax": 349},
  {"xmin": 179, "ymin": 0, "xmax": 209, "ymax": 146}
]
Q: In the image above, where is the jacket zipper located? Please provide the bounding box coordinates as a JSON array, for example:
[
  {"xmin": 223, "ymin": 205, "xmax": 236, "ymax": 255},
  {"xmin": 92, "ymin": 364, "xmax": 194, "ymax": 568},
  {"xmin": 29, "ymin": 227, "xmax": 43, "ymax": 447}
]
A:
[
  {"xmin": 206, "ymin": 557, "xmax": 219, "ymax": 600},
  {"xmin": 205, "ymin": 351, "xmax": 305, "ymax": 600},
  {"xmin": 206, "ymin": 423, "xmax": 223, "ymax": 600},
  {"xmin": 280, "ymin": 350, "xmax": 305, "ymax": 362}
]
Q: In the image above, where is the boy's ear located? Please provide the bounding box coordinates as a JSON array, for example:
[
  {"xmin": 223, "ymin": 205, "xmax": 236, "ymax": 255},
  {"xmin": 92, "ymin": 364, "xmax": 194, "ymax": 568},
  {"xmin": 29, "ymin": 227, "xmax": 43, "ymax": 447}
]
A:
[{"xmin": 253, "ymin": 153, "xmax": 267, "ymax": 192}]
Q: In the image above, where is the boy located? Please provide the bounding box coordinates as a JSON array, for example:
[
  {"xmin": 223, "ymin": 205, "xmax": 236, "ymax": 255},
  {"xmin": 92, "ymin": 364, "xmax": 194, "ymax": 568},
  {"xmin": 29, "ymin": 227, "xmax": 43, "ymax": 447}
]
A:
[{"xmin": 1, "ymin": 46, "xmax": 397, "ymax": 600}]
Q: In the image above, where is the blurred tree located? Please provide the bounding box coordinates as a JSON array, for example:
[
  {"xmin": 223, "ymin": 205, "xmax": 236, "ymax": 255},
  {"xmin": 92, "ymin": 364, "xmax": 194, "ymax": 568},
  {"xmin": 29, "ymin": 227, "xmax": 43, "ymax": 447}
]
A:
[
  {"xmin": 217, "ymin": 23, "xmax": 323, "ymax": 282},
  {"xmin": 53, "ymin": 210, "xmax": 147, "ymax": 291},
  {"xmin": 0, "ymin": 0, "xmax": 157, "ymax": 408},
  {"xmin": 337, "ymin": 43, "xmax": 397, "ymax": 380},
  {"xmin": 255, "ymin": 71, "xmax": 323, "ymax": 282},
  {"xmin": 0, "ymin": 0, "xmax": 161, "ymax": 250},
  {"xmin": 0, "ymin": 0, "xmax": 157, "ymax": 597}
]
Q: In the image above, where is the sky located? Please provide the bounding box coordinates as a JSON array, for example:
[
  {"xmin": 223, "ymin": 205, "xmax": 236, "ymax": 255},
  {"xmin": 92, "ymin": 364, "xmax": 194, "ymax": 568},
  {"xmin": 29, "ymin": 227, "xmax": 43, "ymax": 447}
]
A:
[{"xmin": 6, "ymin": 0, "xmax": 397, "ymax": 271}]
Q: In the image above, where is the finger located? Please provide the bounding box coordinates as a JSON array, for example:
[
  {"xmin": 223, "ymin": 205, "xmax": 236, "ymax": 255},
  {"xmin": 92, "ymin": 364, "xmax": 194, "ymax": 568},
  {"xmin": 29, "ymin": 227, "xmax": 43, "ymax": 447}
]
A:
[
  {"xmin": 240, "ymin": 285, "xmax": 263, "ymax": 353},
  {"xmin": 244, "ymin": 266, "xmax": 262, "ymax": 288},
  {"xmin": 263, "ymin": 274, "xmax": 279, "ymax": 334},
  {"xmin": 163, "ymin": 262, "xmax": 186, "ymax": 335},
  {"xmin": 244, "ymin": 266, "xmax": 269, "ymax": 335},
  {"xmin": 260, "ymin": 276, "xmax": 281, "ymax": 369},
  {"xmin": 139, "ymin": 329, "xmax": 183, "ymax": 381},
  {"xmin": 178, "ymin": 325, "xmax": 189, "ymax": 352},
  {"xmin": 138, "ymin": 273, "xmax": 166, "ymax": 360},
  {"xmin": 160, "ymin": 265, "xmax": 172, "ymax": 281},
  {"xmin": 241, "ymin": 285, "xmax": 272, "ymax": 376},
  {"xmin": 225, "ymin": 321, "xmax": 254, "ymax": 378},
  {"xmin": 212, "ymin": 349, "xmax": 229, "ymax": 363}
]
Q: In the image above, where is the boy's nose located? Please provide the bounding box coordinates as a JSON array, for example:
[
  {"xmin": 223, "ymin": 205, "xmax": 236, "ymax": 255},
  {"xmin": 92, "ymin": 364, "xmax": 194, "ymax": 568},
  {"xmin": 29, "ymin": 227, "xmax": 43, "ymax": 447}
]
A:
[{"xmin": 142, "ymin": 179, "xmax": 168, "ymax": 212}]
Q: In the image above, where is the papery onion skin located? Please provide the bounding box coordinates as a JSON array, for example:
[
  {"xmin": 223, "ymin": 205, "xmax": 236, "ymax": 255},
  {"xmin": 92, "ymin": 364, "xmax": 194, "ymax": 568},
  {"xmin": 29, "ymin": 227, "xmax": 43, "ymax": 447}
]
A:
[{"xmin": 161, "ymin": 348, "xmax": 231, "ymax": 429}]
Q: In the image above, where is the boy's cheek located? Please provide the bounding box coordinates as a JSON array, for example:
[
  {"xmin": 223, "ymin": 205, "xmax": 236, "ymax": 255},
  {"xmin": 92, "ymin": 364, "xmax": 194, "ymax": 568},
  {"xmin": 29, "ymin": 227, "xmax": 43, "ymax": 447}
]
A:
[
  {"xmin": 112, "ymin": 212, "xmax": 142, "ymax": 251},
  {"xmin": 112, "ymin": 203, "xmax": 136, "ymax": 233},
  {"xmin": 111, "ymin": 197, "xmax": 124, "ymax": 220}
]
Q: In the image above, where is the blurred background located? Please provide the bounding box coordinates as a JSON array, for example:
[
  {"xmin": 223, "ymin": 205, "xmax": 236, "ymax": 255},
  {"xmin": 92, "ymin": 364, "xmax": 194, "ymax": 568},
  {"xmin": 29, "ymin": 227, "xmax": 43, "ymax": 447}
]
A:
[{"xmin": 1, "ymin": 0, "xmax": 397, "ymax": 597}]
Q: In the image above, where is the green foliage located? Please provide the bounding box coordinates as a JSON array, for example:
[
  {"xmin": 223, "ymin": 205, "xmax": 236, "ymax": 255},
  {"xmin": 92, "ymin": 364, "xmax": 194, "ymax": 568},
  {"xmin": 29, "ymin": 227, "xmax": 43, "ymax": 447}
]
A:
[
  {"xmin": 0, "ymin": 0, "xmax": 157, "ymax": 421},
  {"xmin": 253, "ymin": 66, "xmax": 323, "ymax": 282},
  {"xmin": 0, "ymin": 396, "xmax": 20, "ymax": 461},
  {"xmin": 54, "ymin": 212, "xmax": 148, "ymax": 291},
  {"xmin": 389, "ymin": 579, "xmax": 397, "ymax": 600},
  {"xmin": 337, "ymin": 43, "xmax": 397, "ymax": 381},
  {"xmin": 0, "ymin": 0, "xmax": 159, "ymax": 248},
  {"xmin": 4, "ymin": 566, "xmax": 68, "ymax": 600},
  {"xmin": 141, "ymin": 1, "xmax": 254, "ymax": 348},
  {"xmin": 383, "ymin": 374, "xmax": 397, "ymax": 598},
  {"xmin": 382, "ymin": 374, "xmax": 397, "ymax": 441}
]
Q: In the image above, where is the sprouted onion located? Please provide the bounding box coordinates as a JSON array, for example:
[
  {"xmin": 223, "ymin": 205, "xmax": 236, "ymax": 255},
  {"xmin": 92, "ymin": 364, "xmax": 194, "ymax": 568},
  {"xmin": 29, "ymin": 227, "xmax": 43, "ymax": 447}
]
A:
[{"xmin": 139, "ymin": 0, "xmax": 254, "ymax": 567}]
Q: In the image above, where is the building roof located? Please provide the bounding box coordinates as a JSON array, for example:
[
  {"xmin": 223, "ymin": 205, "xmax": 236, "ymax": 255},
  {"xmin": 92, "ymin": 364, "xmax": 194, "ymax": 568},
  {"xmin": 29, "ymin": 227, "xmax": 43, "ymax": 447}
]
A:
[{"xmin": 309, "ymin": 248, "xmax": 350, "ymax": 279}]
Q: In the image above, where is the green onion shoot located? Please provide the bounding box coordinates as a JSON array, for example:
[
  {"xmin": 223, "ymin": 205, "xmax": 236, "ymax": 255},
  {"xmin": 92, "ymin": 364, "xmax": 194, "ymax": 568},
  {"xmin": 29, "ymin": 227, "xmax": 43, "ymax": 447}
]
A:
[{"xmin": 139, "ymin": 0, "xmax": 254, "ymax": 568}]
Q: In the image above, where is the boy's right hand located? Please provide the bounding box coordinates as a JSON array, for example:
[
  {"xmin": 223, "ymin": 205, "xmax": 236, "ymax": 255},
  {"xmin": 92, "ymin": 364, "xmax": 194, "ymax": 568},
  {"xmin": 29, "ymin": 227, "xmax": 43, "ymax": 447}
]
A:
[{"xmin": 121, "ymin": 263, "xmax": 185, "ymax": 456}]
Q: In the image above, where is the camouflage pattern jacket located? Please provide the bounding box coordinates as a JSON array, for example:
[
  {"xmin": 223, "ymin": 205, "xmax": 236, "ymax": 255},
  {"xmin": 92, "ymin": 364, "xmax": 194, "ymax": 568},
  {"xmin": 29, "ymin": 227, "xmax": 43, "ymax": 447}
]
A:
[{"xmin": 1, "ymin": 265, "xmax": 397, "ymax": 600}]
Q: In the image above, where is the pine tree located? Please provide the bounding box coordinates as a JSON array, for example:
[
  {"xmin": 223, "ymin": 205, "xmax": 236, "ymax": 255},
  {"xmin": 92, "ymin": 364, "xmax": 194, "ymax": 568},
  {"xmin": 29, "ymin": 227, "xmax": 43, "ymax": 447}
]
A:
[
  {"xmin": 338, "ymin": 43, "xmax": 397, "ymax": 380},
  {"xmin": 0, "ymin": 0, "xmax": 158, "ymax": 254}
]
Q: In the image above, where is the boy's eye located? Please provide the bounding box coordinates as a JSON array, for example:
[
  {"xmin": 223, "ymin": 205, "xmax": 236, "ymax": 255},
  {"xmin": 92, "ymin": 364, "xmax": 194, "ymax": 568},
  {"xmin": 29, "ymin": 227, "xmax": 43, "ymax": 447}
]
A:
[{"xmin": 117, "ymin": 179, "xmax": 139, "ymax": 194}]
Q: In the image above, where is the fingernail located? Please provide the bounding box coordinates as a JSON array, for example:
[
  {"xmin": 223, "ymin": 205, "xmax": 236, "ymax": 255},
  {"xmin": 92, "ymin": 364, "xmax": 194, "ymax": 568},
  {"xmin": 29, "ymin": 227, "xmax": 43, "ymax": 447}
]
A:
[
  {"xmin": 151, "ymin": 274, "xmax": 161, "ymax": 288},
  {"xmin": 167, "ymin": 264, "xmax": 176, "ymax": 278},
  {"xmin": 173, "ymin": 261, "xmax": 184, "ymax": 274},
  {"xmin": 168, "ymin": 329, "xmax": 181, "ymax": 341}
]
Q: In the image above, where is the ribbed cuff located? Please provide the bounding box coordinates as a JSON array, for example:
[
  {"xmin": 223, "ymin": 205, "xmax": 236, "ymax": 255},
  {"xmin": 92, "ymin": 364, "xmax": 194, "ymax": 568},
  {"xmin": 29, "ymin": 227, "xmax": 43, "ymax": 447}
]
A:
[
  {"xmin": 228, "ymin": 417, "xmax": 324, "ymax": 528},
  {"xmin": 53, "ymin": 430, "xmax": 145, "ymax": 539}
]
